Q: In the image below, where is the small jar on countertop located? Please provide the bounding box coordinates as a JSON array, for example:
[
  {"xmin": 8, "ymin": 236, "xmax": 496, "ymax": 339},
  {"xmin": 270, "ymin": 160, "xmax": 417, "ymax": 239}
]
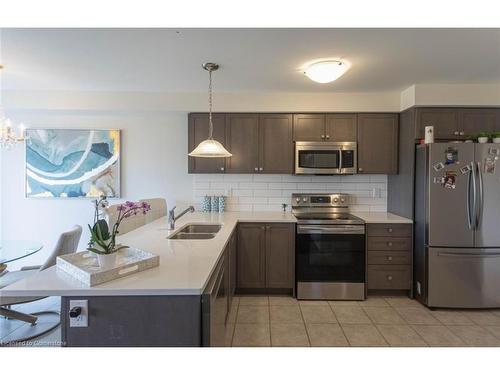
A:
[
  {"xmin": 218, "ymin": 196, "xmax": 226, "ymax": 213},
  {"xmin": 211, "ymin": 195, "xmax": 219, "ymax": 212},
  {"xmin": 201, "ymin": 195, "xmax": 211, "ymax": 212}
]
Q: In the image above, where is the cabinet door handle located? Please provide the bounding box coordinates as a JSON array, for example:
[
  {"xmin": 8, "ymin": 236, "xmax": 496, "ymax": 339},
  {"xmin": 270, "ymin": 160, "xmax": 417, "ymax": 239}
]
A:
[
  {"xmin": 326, "ymin": 135, "xmax": 330, "ymax": 139},
  {"xmin": 387, "ymin": 228, "xmax": 393, "ymax": 233},
  {"xmin": 387, "ymin": 275, "xmax": 393, "ymax": 281},
  {"xmin": 254, "ymin": 167, "xmax": 258, "ymax": 171},
  {"xmin": 259, "ymin": 167, "xmax": 263, "ymax": 171},
  {"xmin": 321, "ymin": 135, "xmax": 325, "ymax": 139},
  {"xmin": 261, "ymin": 226, "xmax": 265, "ymax": 230},
  {"xmin": 358, "ymin": 167, "xmax": 363, "ymax": 172},
  {"xmin": 220, "ymin": 167, "xmax": 225, "ymax": 171},
  {"xmin": 387, "ymin": 256, "xmax": 393, "ymax": 261},
  {"xmin": 454, "ymin": 131, "xmax": 459, "ymax": 136},
  {"xmin": 387, "ymin": 242, "xmax": 393, "ymax": 247},
  {"xmin": 459, "ymin": 131, "xmax": 465, "ymax": 136}
]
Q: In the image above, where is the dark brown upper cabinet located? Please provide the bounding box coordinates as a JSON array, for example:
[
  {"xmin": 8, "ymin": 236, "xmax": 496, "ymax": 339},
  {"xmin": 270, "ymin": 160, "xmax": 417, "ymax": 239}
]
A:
[
  {"xmin": 326, "ymin": 113, "xmax": 358, "ymax": 142},
  {"xmin": 188, "ymin": 113, "xmax": 227, "ymax": 173},
  {"xmin": 458, "ymin": 108, "xmax": 497, "ymax": 138},
  {"xmin": 225, "ymin": 113, "xmax": 260, "ymax": 173},
  {"xmin": 259, "ymin": 114, "xmax": 293, "ymax": 174},
  {"xmin": 357, "ymin": 113, "xmax": 399, "ymax": 174},
  {"xmin": 415, "ymin": 108, "xmax": 458, "ymax": 140},
  {"xmin": 292, "ymin": 114, "xmax": 326, "ymax": 141}
]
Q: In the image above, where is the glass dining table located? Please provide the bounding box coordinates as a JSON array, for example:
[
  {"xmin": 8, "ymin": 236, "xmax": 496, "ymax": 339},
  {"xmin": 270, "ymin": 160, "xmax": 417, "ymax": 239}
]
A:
[{"xmin": 0, "ymin": 240, "xmax": 44, "ymax": 273}]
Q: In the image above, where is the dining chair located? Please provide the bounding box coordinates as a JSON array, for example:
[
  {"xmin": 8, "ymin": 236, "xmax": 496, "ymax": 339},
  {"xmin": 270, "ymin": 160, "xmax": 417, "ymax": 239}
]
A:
[
  {"xmin": 140, "ymin": 198, "xmax": 167, "ymax": 224},
  {"xmin": 0, "ymin": 225, "xmax": 82, "ymax": 344}
]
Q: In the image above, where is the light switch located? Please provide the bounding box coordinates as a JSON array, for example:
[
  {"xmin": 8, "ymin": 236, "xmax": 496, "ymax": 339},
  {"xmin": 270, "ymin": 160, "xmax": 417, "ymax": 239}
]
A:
[{"xmin": 69, "ymin": 300, "xmax": 88, "ymax": 327}]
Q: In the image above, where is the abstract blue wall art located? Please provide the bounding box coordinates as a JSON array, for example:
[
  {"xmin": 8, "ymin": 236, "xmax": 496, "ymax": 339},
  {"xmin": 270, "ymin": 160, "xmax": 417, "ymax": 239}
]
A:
[{"xmin": 25, "ymin": 129, "xmax": 121, "ymax": 198}]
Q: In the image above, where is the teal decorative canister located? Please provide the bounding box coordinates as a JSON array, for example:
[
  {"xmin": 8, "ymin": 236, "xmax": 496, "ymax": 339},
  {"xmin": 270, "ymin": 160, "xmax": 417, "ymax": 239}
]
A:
[
  {"xmin": 218, "ymin": 196, "xmax": 226, "ymax": 213},
  {"xmin": 201, "ymin": 195, "xmax": 211, "ymax": 212},
  {"xmin": 211, "ymin": 195, "xmax": 219, "ymax": 212}
]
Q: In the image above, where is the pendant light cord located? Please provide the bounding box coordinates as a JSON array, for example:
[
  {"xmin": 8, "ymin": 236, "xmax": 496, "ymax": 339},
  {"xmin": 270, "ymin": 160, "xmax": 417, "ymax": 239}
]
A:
[{"xmin": 208, "ymin": 69, "xmax": 214, "ymax": 140}]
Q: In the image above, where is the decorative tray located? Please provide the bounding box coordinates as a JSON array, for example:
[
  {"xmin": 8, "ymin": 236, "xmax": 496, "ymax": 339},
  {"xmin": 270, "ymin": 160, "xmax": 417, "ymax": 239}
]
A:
[{"xmin": 56, "ymin": 248, "xmax": 159, "ymax": 286}]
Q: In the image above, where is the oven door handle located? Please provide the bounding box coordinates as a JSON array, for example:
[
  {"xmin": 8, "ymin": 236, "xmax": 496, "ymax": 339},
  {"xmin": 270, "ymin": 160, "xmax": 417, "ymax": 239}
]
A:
[{"xmin": 297, "ymin": 225, "xmax": 365, "ymax": 234}]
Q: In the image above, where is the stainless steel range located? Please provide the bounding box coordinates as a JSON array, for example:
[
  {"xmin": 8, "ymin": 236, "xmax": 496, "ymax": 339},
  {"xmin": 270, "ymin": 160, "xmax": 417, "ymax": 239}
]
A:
[{"xmin": 293, "ymin": 193, "xmax": 366, "ymax": 300}]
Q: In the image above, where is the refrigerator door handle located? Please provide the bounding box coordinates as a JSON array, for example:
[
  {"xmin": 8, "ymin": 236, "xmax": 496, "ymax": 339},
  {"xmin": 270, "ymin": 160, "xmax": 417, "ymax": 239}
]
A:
[
  {"xmin": 466, "ymin": 162, "xmax": 474, "ymax": 230},
  {"xmin": 437, "ymin": 251, "xmax": 500, "ymax": 258},
  {"xmin": 470, "ymin": 161, "xmax": 478, "ymax": 230},
  {"xmin": 476, "ymin": 162, "xmax": 484, "ymax": 230}
]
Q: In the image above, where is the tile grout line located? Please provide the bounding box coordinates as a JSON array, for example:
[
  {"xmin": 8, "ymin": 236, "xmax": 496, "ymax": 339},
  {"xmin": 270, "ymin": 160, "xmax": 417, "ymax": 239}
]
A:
[
  {"xmin": 267, "ymin": 297, "xmax": 272, "ymax": 347},
  {"xmin": 229, "ymin": 297, "xmax": 240, "ymax": 347},
  {"xmin": 360, "ymin": 305, "xmax": 390, "ymax": 347},
  {"xmin": 327, "ymin": 302, "xmax": 351, "ymax": 347},
  {"xmin": 297, "ymin": 303, "xmax": 312, "ymax": 347}
]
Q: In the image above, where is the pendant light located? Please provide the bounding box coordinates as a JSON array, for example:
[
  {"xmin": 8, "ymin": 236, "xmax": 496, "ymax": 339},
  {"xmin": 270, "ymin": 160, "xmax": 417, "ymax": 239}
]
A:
[{"xmin": 188, "ymin": 63, "xmax": 232, "ymax": 158}]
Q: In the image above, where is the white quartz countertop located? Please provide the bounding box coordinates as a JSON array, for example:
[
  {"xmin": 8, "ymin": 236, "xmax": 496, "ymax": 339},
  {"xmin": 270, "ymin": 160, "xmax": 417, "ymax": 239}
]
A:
[
  {"xmin": 354, "ymin": 212, "xmax": 413, "ymax": 224},
  {"xmin": 0, "ymin": 211, "xmax": 296, "ymax": 297},
  {"xmin": 1, "ymin": 210, "xmax": 411, "ymax": 297}
]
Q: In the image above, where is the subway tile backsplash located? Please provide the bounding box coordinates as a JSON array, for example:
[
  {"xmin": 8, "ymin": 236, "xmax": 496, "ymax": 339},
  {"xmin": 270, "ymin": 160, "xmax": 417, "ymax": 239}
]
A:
[{"xmin": 193, "ymin": 174, "xmax": 387, "ymax": 213}]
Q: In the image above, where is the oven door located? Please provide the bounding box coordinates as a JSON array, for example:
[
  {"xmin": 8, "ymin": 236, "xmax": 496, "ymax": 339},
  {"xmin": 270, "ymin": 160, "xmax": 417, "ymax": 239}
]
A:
[
  {"xmin": 295, "ymin": 143, "xmax": 340, "ymax": 174},
  {"xmin": 296, "ymin": 225, "xmax": 366, "ymax": 284}
]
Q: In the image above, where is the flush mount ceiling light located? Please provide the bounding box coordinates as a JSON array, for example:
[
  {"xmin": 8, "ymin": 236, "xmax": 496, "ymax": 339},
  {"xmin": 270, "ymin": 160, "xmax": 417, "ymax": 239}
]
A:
[
  {"xmin": 189, "ymin": 62, "xmax": 232, "ymax": 158},
  {"xmin": 303, "ymin": 60, "xmax": 350, "ymax": 84}
]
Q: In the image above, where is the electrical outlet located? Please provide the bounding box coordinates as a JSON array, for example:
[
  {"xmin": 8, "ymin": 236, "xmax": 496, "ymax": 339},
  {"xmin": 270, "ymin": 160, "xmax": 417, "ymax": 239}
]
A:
[{"xmin": 69, "ymin": 300, "xmax": 88, "ymax": 327}]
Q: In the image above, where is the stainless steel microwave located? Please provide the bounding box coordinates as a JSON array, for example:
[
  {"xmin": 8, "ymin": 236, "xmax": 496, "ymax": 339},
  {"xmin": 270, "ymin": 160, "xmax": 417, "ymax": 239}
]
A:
[{"xmin": 294, "ymin": 142, "xmax": 357, "ymax": 175}]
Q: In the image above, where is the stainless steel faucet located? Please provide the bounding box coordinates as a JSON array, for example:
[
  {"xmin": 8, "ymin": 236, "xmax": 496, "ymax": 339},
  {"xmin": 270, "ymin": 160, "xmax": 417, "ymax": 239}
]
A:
[{"xmin": 168, "ymin": 205, "xmax": 195, "ymax": 230}]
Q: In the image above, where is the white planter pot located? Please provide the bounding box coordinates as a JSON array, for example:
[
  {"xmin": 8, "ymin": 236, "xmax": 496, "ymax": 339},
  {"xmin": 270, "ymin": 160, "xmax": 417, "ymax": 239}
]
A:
[
  {"xmin": 493, "ymin": 138, "xmax": 500, "ymax": 144},
  {"xmin": 478, "ymin": 137, "xmax": 489, "ymax": 144},
  {"xmin": 96, "ymin": 252, "xmax": 118, "ymax": 269}
]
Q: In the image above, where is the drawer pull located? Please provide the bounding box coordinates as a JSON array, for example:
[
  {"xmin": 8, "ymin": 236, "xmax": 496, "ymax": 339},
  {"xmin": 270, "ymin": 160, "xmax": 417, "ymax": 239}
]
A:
[
  {"xmin": 387, "ymin": 228, "xmax": 393, "ymax": 233},
  {"xmin": 387, "ymin": 256, "xmax": 393, "ymax": 261},
  {"xmin": 387, "ymin": 242, "xmax": 393, "ymax": 247},
  {"xmin": 387, "ymin": 275, "xmax": 393, "ymax": 281}
]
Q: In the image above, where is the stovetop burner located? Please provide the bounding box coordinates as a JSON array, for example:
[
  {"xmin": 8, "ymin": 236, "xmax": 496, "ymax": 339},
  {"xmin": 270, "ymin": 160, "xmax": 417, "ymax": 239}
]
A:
[{"xmin": 291, "ymin": 193, "xmax": 365, "ymax": 225}]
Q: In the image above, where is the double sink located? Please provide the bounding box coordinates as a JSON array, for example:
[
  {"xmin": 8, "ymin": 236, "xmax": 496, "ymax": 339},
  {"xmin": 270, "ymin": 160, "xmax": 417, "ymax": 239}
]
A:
[{"xmin": 168, "ymin": 224, "xmax": 222, "ymax": 240}]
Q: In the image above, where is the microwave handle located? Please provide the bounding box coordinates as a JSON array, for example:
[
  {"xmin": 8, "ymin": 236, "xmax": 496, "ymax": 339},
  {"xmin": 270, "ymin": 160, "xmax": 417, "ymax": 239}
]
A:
[{"xmin": 338, "ymin": 149, "xmax": 343, "ymax": 171}]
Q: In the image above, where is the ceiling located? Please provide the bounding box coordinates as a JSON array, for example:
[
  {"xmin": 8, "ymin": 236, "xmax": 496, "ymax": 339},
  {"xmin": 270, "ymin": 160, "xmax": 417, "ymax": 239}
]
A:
[{"xmin": 1, "ymin": 28, "xmax": 499, "ymax": 93}]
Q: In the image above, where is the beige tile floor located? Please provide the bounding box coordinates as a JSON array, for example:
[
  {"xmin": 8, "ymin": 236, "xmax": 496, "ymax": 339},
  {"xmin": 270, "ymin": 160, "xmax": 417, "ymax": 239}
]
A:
[
  {"xmin": 5, "ymin": 295, "xmax": 500, "ymax": 347},
  {"xmin": 229, "ymin": 295, "xmax": 500, "ymax": 347}
]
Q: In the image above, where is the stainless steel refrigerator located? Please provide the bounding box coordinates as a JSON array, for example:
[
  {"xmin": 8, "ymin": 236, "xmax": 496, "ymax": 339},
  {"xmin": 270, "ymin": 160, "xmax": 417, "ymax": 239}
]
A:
[{"xmin": 415, "ymin": 142, "xmax": 500, "ymax": 308}]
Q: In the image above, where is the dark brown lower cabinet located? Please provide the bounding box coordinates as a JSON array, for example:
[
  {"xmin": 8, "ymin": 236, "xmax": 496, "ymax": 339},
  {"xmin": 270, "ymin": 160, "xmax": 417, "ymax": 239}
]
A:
[
  {"xmin": 265, "ymin": 224, "xmax": 295, "ymax": 289},
  {"xmin": 366, "ymin": 223, "xmax": 413, "ymax": 295},
  {"xmin": 237, "ymin": 223, "xmax": 295, "ymax": 291}
]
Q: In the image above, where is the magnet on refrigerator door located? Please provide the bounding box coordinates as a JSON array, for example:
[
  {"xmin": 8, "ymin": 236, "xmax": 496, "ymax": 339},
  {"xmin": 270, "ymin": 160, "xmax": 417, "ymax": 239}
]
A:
[
  {"xmin": 433, "ymin": 162, "xmax": 445, "ymax": 172},
  {"xmin": 484, "ymin": 157, "xmax": 496, "ymax": 174},
  {"xmin": 443, "ymin": 171, "xmax": 457, "ymax": 189},
  {"xmin": 444, "ymin": 147, "xmax": 459, "ymax": 165},
  {"xmin": 460, "ymin": 165, "xmax": 472, "ymax": 175}
]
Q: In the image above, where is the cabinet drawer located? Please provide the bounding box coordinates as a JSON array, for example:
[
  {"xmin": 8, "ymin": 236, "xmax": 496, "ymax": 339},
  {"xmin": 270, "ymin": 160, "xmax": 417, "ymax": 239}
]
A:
[
  {"xmin": 367, "ymin": 251, "xmax": 411, "ymax": 265},
  {"xmin": 367, "ymin": 224, "xmax": 412, "ymax": 237},
  {"xmin": 367, "ymin": 237, "xmax": 412, "ymax": 251},
  {"xmin": 367, "ymin": 265, "xmax": 411, "ymax": 290}
]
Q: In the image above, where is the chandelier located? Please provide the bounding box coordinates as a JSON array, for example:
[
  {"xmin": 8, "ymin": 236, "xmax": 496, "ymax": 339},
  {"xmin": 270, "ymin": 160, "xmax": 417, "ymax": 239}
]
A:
[
  {"xmin": 0, "ymin": 116, "xmax": 27, "ymax": 149},
  {"xmin": 0, "ymin": 64, "xmax": 27, "ymax": 149}
]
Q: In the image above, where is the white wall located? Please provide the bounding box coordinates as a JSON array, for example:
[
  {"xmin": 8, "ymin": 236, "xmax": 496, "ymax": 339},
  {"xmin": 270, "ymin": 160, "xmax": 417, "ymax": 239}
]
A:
[
  {"xmin": 400, "ymin": 84, "xmax": 500, "ymax": 110},
  {"xmin": 1, "ymin": 110, "xmax": 192, "ymax": 269}
]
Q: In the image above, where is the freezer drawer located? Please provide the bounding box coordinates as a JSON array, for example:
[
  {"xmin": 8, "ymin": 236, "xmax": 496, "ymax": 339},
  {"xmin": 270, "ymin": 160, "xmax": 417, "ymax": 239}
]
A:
[{"xmin": 428, "ymin": 247, "xmax": 500, "ymax": 308}]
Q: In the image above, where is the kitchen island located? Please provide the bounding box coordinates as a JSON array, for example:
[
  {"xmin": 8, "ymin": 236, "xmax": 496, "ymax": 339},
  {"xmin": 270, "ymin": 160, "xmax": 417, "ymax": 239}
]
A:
[{"xmin": 1, "ymin": 210, "xmax": 411, "ymax": 346}]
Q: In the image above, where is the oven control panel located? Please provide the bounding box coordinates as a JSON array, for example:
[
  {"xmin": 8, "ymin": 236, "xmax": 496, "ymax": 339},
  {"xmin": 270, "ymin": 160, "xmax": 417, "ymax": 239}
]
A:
[{"xmin": 292, "ymin": 193, "xmax": 350, "ymax": 207}]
